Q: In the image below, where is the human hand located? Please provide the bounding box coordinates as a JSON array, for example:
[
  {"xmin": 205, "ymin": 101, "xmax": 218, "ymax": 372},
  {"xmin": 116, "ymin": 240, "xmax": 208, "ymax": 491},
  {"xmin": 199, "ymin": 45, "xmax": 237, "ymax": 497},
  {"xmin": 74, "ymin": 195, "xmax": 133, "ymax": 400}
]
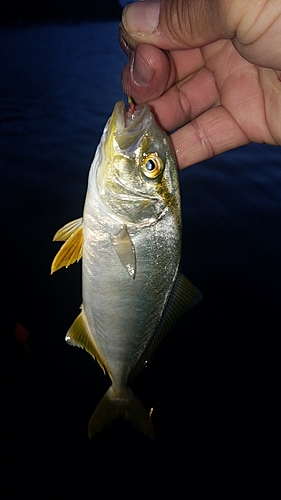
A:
[{"xmin": 120, "ymin": 0, "xmax": 281, "ymax": 168}]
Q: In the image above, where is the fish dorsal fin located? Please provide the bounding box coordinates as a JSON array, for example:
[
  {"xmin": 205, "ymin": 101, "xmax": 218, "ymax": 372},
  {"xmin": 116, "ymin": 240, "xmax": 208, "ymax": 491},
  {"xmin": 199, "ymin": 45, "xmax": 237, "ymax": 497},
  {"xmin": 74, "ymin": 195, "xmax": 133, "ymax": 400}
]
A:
[
  {"xmin": 129, "ymin": 273, "xmax": 202, "ymax": 380},
  {"xmin": 51, "ymin": 218, "xmax": 83, "ymax": 274},
  {"xmin": 110, "ymin": 225, "xmax": 136, "ymax": 278},
  {"xmin": 66, "ymin": 309, "xmax": 109, "ymax": 376},
  {"xmin": 155, "ymin": 272, "xmax": 203, "ymax": 339}
]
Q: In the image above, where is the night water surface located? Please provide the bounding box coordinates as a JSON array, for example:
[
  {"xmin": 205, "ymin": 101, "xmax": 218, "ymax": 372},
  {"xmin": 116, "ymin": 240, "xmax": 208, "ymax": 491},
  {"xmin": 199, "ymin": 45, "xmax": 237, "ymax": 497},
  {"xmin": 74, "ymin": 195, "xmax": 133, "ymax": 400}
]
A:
[{"xmin": 1, "ymin": 22, "xmax": 280, "ymax": 495}]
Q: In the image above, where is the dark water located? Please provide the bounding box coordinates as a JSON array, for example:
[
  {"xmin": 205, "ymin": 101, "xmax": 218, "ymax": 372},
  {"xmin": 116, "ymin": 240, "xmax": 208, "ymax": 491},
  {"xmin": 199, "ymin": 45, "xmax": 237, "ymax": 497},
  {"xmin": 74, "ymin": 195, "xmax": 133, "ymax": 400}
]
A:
[{"xmin": 1, "ymin": 23, "xmax": 280, "ymax": 494}]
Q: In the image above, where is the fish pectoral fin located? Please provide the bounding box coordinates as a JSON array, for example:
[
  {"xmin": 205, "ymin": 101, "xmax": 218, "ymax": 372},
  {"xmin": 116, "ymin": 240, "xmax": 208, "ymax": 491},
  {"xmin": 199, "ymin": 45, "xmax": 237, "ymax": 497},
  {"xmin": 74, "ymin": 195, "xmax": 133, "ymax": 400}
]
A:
[
  {"xmin": 130, "ymin": 273, "xmax": 202, "ymax": 380},
  {"xmin": 53, "ymin": 217, "xmax": 83, "ymax": 241},
  {"xmin": 66, "ymin": 309, "xmax": 108, "ymax": 375},
  {"xmin": 51, "ymin": 218, "xmax": 83, "ymax": 274},
  {"xmin": 88, "ymin": 386, "xmax": 154, "ymax": 440},
  {"xmin": 110, "ymin": 224, "xmax": 136, "ymax": 278}
]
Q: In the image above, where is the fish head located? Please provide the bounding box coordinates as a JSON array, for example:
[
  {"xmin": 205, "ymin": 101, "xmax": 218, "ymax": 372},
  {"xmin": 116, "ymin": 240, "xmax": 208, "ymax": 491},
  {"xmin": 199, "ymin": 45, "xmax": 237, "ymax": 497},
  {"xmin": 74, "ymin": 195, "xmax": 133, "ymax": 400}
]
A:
[{"xmin": 95, "ymin": 100, "xmax": 180, "ymax": 226}]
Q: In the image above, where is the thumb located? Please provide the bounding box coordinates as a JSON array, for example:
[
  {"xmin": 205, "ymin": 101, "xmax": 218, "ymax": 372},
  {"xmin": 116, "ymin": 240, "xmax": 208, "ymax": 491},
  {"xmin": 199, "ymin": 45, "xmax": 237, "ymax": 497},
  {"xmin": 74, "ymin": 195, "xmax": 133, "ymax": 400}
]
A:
[{"xmin": 120, "ymin": 0, "xmax": 232, "ymax": 51}]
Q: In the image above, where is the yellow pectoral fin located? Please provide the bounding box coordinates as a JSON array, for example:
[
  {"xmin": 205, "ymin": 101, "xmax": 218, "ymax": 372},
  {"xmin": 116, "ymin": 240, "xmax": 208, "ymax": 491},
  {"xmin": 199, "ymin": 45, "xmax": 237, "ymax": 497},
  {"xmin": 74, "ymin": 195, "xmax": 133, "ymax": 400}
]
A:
[
  {"xmin": 53, "ymin": 217, "xmax": 83, "ymax": 241},
  {"xmin": 51, "ymin": 219, "xmax": 83, "ymax": 274},
  {"xmin": 66, "ymin": 310, "xmax": 109, "ymax": 376}
]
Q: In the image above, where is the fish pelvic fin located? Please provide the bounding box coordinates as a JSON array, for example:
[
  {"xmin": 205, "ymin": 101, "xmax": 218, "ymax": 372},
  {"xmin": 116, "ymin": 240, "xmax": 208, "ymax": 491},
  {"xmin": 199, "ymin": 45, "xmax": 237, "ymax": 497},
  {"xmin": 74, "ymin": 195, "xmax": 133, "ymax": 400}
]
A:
[
  {"xmin": 66, "ymin": 309, "xmax": 109, "ymax": 376},
  {"xmin": 88, "ymin": 386, "xmax": 154, "ymax": 440},
  {"xmin": 51, "ymin": 217, "xmax": 83, "ymax": 274}
]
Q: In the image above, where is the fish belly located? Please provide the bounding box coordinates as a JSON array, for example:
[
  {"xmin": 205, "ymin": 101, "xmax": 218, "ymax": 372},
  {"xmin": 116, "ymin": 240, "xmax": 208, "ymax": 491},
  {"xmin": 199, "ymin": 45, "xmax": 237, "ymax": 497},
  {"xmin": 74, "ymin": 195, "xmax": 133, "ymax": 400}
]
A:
[{"xmin": 82, "ymin": 205, "xmax": 181, "ymax": 389}]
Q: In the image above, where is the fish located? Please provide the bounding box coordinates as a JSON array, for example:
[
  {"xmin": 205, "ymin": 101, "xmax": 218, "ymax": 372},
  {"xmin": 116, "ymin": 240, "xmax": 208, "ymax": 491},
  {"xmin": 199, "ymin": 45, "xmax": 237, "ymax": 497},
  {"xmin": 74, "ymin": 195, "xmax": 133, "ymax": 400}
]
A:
[{"xmin": 51, "ymin": 100, "xmax": 202, "ymax": 439}]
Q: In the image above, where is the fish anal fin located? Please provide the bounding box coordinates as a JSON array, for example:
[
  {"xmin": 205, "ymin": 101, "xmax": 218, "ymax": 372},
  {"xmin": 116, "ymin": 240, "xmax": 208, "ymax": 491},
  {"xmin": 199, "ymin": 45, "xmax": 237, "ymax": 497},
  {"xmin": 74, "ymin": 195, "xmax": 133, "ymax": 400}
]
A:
[
  {"xmin": 51, "ymin": 218, "xmax": 83, "ymax": 274},
  {"xmin": 66, "ymin": 310, "xmax": 109, "ymax": 376},
  {"xmin": 110, "ymin": 225, "xmax": 136, "ymax": 278},
  {"xmin": 88, "ymin": 386, "xmax": 154, "ymax": 440},
  {"xmin": 130, "ymin": 273, "xmax": 202, "ymax": 380}
]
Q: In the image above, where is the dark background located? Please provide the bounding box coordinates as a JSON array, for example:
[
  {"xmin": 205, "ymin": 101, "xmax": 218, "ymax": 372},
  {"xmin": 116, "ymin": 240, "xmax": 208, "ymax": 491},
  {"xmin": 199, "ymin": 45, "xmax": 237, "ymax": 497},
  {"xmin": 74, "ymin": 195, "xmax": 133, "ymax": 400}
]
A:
[
  {"xmin": 1, "ymin": 6, "xmax": 280, "ymax": 497},
  {"xmin": 1, "ymin": 0, "xmax": 122, "ymax": 26}
]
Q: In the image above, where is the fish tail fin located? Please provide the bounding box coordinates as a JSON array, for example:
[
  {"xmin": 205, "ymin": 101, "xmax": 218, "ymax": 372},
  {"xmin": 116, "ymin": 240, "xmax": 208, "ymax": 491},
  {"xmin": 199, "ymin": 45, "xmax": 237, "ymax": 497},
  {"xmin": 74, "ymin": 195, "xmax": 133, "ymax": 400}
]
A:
[{"xmin": 88, "ymin": 386, "xmax": 154, "ymax": 440}]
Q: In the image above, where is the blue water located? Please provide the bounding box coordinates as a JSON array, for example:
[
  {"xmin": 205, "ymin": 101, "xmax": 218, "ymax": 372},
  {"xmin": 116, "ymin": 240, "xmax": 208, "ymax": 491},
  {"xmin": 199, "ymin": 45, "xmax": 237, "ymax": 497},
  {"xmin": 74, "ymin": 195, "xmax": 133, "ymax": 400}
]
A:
[{"xmin": 1, "ymin": 22, "xmax": 280, "ymax": 493}]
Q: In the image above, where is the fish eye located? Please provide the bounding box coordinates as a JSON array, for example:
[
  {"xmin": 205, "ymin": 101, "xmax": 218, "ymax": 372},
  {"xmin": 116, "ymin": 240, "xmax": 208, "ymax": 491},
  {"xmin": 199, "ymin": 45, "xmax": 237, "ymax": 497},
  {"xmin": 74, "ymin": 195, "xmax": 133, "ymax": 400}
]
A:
[{"xmin": 141, "ymin": 153, "xmax": 163, "ymax": 179}]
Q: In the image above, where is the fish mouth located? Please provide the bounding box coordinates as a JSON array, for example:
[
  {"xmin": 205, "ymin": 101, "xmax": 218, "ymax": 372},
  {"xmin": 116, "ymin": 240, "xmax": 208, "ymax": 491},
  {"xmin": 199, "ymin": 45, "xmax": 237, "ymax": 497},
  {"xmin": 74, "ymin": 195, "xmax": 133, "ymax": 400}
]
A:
[
  {"xmin": 111, "ymin": 100, "xmax": 152, "ymax": 152},
  {"xmin": 115, "ymin": 100, "xmax": 146, "ymax": 131}
]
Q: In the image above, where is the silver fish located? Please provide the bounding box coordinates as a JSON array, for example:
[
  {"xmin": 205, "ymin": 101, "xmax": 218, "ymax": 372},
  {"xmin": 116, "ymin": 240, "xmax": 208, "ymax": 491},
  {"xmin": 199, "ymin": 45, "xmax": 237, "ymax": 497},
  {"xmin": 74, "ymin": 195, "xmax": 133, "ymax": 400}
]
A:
[{"xmin": 51, "ymin": 100, "xmax": 202, "ymax": 439}]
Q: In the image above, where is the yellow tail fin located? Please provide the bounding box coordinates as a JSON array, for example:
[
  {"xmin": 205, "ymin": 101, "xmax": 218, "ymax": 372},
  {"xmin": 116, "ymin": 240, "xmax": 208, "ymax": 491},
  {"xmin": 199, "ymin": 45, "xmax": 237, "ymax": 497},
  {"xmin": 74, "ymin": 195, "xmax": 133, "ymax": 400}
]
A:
[{"xmin": 88, "ymin": 386, "xmax": 154, "ymax": 440}]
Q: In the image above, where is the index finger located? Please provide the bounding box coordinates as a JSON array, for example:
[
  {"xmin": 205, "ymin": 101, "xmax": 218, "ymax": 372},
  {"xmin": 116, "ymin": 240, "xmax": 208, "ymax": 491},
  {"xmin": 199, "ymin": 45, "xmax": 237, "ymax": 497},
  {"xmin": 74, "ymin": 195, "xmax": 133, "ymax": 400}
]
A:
[
  {"xmin": 122, "ymin": 44, "xmax": 176, "ymax": 103},
  {"xmin": 121, "ymin": 43, "xmax": 205, "ymax": 105}
]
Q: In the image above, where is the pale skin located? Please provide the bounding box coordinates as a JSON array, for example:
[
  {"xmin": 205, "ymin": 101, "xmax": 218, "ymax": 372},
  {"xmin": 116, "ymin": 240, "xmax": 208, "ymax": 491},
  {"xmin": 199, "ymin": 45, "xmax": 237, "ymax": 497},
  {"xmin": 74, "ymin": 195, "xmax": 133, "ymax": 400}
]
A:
[{"xmin": 120, "ymin": 0, "xmax": 281, "ymax": 169}]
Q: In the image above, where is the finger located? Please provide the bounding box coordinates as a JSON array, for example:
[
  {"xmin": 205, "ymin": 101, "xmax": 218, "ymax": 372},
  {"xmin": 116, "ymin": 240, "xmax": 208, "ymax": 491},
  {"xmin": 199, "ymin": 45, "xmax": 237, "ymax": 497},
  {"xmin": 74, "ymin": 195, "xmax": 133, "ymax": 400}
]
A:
[
  {"xmin": 121, "ymin": 0, "xmax": 281, "ymax": 70},
  {"xmin": 148, "ymin": 66, "xmax": 219, "ymax": 132},
  {"xmin": 168, "ymin": 47, "xmax": 204, "ymax": 81},
  {"xmin": 120, "ymin": 0, "xmax": 231, "ymax": 51},
  {"xmin": 121, "ymin": 44, "xmax": 176, "ymax": 103},
  {"xmin": 121, "ymin": 43, "xmax": 206, "ymax": 105},
  {"xmin": 170, "ymin": 106, "xmax": 249, "ymax": 169}
]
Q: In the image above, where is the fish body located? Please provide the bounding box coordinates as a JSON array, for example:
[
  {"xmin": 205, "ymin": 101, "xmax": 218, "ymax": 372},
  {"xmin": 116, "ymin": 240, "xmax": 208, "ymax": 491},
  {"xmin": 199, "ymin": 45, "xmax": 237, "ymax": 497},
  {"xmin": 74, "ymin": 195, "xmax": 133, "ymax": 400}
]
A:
[{"xmin": 52, "ymin": 100, "xmax": 202, "ymax": 438}]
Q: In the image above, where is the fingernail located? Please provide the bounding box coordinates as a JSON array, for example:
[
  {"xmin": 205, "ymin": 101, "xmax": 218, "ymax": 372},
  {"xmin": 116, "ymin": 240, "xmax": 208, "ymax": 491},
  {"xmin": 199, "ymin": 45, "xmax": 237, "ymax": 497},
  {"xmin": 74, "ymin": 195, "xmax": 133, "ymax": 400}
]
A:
[
  {"xmin": 122, "ymin": 2, "xmax": 160, "ymax": 35},
  {"xmin": 131, "ymin": 50, "xmax": 155, "ymax": 87}
]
